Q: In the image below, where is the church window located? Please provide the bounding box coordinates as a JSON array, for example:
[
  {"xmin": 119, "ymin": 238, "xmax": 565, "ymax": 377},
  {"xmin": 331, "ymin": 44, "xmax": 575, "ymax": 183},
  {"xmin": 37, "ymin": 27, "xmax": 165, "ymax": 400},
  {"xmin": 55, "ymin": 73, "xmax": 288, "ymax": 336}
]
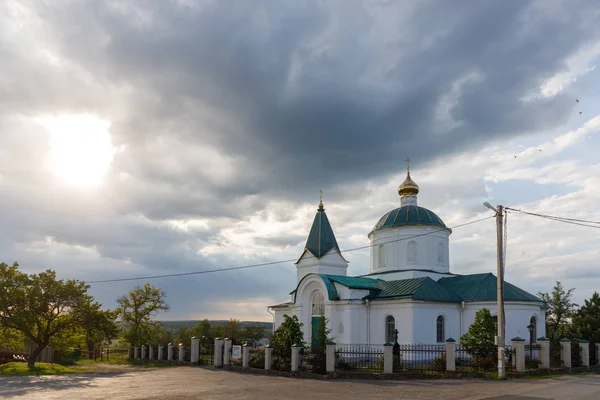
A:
[
  {"xmin": 407, "ymin": 241, "xmax": 418, "ymax": 264},
  {"xmin": 385, "ymin": 315, "xmax": 395, "ymax": 343},
  {"xmin": 311, "ymin": 292, "xmax": 325, "ymax": 316},
  {"xmin": 436, "ymin": 316, "xmax": 445, "ymax": 343},
  {"xmin": 378, "ymin": 245, "xmax": 385, "ymax": 266},
  {"xmin": 530, "ymin": 316, "xmax": 537, "ymax": 343},
  {"xmin": 437, "ymin": 243, "xmax": 444, "ymax": 264}
]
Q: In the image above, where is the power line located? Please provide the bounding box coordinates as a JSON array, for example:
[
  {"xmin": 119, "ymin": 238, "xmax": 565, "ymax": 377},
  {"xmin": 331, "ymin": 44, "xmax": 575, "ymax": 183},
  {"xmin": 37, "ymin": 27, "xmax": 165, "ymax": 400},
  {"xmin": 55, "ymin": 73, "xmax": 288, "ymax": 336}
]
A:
[
  {"xmin": 86, "ymin": 215, "xmax": 495, "ymax": 284},
  {"xmin": 506, "ymin": 208, "xmax": 600, "ymax": 229}
]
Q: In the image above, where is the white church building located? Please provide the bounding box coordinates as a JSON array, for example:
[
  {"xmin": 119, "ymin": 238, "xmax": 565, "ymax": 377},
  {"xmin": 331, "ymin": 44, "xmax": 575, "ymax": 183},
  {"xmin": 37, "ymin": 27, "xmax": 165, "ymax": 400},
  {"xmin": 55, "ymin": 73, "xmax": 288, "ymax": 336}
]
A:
[{"xmin": 270, "ymin": 169, "xmax": 546, "ymax": 346}]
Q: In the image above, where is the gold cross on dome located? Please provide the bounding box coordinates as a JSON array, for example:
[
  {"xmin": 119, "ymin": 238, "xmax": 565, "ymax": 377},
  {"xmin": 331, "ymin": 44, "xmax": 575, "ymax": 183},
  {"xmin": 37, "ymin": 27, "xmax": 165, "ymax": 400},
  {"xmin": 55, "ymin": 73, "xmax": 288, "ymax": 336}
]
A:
[
  {"xmin": 319, "ymin": 189, "xmax": 323, "ymax": 203},
  {"xmin": 406, "ymin": 158, "xmax": 411, "ymax": 173}
]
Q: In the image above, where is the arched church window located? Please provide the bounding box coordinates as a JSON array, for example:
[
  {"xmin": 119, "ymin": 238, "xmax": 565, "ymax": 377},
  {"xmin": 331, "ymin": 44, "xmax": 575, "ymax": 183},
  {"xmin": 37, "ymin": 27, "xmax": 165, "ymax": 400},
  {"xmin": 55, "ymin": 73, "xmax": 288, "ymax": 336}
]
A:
[
  {"xmin": 311, "ymin": 292, "xmax": 325, "ymax": 316},
  {"xmin": 378, "ymin": 245, "xmax": 385, "ymax": 266},
  {"xmin": 437, "ymin": 243, "xmax": 444, "ymax": 264},
  {"xmin": 407, "ymin": 241, "xmax": 418, "ymax": 264},
  {"xmin": 386, "ymin": 315, "xmax": 395, "ymax": 343},
  {"xmin": 436, "ymin": 316, "xmax": 445, "ymax": 343},
  {"xmin": 530, "ymin": 316, "xmax": 537, "ymax": 343}
]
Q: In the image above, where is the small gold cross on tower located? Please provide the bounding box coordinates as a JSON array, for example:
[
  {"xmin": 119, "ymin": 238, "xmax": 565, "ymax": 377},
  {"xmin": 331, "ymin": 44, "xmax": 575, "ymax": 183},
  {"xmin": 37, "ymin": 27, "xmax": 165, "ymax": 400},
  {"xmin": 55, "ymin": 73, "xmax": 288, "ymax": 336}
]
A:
[
  {"xmin": 406, "ymin": 158, "xmax": 411, "ymax": 173},
  {"xmin": 318, "ymin": 189, "xmax": 324, "ymax": 209}
]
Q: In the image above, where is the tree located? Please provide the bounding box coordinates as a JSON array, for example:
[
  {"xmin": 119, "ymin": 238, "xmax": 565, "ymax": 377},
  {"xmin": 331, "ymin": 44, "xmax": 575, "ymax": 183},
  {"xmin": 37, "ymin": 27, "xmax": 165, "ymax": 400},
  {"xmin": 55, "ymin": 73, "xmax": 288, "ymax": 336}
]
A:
[
  {"xmin": 116, "ymin": 284, "xmax": 169, "ymax": 346},
  {"xmin": 270, "ymin": 314, "xmax": 305, "ymax": 371},
  {"xmin": 83, "ymin": 308, "xmax": 120, "ymax": 356},
  {"xmin": 538, "ymin": 281, "xmax": 578, "ymax": 342},
  {"xmin": 460, "ymin": 308, "xmax": 496, "ymax": 363},
  {"xmin": 242, "ymin": 325, "xmax": 266, "ymax": 347},
  {"xmin": 0, "ymin": 262, "xmax": 110, "ymax": 367},
  {"xmin": 191, "ymin": 319, "xmax": 212, "ymax": 341},
  {"xmin": 573, "ymin": 292, "xmax": 600, "ymax": 344},
  {"xmin": 223, "ymin": 318, "xmax": 242, "ymax": 341}
]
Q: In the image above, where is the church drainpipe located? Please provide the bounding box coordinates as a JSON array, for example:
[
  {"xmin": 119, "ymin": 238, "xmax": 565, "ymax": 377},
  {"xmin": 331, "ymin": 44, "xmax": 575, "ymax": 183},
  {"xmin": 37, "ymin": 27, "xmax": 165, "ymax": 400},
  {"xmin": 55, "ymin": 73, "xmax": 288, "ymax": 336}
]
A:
[
  {"xmin": 460, "ymin": 301, "xmax": 465, "ymax": 338},
  {"xmin": 365, "ymin": 299, "xmax": 371, "ymax": 346},
  {"xmin": 266, "ymin": 307, "xmax": 275, "ymax": 333}
]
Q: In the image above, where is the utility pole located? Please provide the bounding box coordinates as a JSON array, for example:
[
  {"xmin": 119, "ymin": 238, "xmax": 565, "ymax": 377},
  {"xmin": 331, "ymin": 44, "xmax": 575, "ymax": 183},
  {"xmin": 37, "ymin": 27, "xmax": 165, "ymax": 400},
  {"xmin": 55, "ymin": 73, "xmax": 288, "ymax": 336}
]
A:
[
  {"xmin": 483, "ymin": 202, "xmax": 506, "ymax": 379},
  {"xmin": 496, "ymin": 205, "xmax": 505, "ymax": 379}
]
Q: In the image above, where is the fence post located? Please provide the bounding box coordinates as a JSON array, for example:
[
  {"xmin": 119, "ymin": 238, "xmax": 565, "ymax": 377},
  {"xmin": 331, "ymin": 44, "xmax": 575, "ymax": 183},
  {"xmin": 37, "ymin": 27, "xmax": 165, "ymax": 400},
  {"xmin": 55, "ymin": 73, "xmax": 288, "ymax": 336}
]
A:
[
  {"xmin": 538, "ymin": 337, "xmax": 550, "ymax": 369},
  {"xmin": 326, "ymin": 341, "xmax": 336, "ymax": 373},
  {"xmin": 214, "ymin": 338, "xmax": 224, "ymax": 368},
  {"xmin": 242, "ymin": 344, "xmax": 250, "ymax": 368},
  {"xmin": 167, "ymin": 343, "xmax": 173, "ymax": 361},
  {"xmin": 178, "ymin": 344, "xmax": 185, "ymax": 362},
  {"xmin": 191, "ymin": 337, "xmax": 200, "ymax": 364},
  {"xmin": 291, "ymin": 344, "xmax": 301, "ymax": 372},
  {"xmin": 579, "ymin": 340, "xmax": 590, "ymax": 367},
  {"xmin": 149, "ymin": 345, "xmax": 154, "ymax": 360},
  {"xmin": 134, "ymin": 346, "xmax": 140, "ymax": 359},
  {"xmin": 223, "ymin": 338, "xmax": 233, "ymax": 366},
  {"xmin": 264, "ymin": 345, "xmax": 273, "ymax": 370},
  {"xmin": 141, "ymin": 345, "xmax": 147, "ymax": 360},
  {"xmin": 383, "ymin": 342, "xmax": 393, "ymax": 374},
  {"xmin": 445, "ymin": 338, "xmax": 456, "ymax": 372},
  {"xmin": 597, "ymin": 344, "xmax": 600, "ymax": 367},
  {"xmin": 158, "ymin": 345, "xmax": 164, "ymax": 361},
  {"xmin": 512, "ymin": 337, "xmax": 525, "ymax": 372},
  {"xmin": 560, "ymin": 338, "xmax": 571, "ymax": 368}
]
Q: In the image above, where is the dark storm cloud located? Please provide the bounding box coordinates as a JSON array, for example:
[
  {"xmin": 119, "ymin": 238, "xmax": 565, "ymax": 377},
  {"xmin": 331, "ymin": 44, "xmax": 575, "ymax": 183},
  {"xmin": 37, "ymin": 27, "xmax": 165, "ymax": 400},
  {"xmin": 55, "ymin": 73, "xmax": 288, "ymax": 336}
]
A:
[{"xmin": 1, "ymin": 0, "xmax": 599, "ymax": 318}]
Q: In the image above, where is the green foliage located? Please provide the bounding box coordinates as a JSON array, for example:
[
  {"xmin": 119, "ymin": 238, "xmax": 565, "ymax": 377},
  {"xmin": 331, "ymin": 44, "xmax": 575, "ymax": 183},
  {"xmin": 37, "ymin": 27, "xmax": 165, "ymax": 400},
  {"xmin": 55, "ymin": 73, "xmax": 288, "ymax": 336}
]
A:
[
  {"xmin": 248, "ymin": 348, "xmax": 265, "ymax": 368},
  {"xmin": 538, "ymin": 281, "xmax": 578, "ymax": 342},
  {"xmin": 0, "ymin": 262, "xmax": 110, "ymax": 367},
  {"xmin": 0, "ymin": 362, "xmax": 86, "ymax": 376},
  {"xmin": 573, "ymin": 291, "xmax": 600, "ymax": 344},
  {"xmin": 116, "ymin": 284, "xmax": 169, "ymax": 346},
  {"xmin": 242, "ymin": 325, "xmax": 266, "ymax": 347},
  {"xmin": 460, "ymin": 308, "xmax": 497, "ymax": 362},
  {"xmin": 270, "ymin": 314, "xmax": 305, "ymax": 371},
  {"xmin": 0, "ymin": 327, "xmax": 25, "ymax": 351},
  {"xmin": 433, "ymin": 352, "xmax": 447, "ymax": 372},
  {"xmin": 222, "ymin": 319, "xmax": 242, "ymax": 341}
]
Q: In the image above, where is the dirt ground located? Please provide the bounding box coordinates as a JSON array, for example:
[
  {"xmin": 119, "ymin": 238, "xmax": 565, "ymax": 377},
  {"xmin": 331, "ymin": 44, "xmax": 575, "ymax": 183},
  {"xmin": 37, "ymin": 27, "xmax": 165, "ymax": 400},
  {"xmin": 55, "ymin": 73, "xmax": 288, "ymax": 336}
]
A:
[{"xmin": 1, "ymin": 367, "xmax": 599, "ymax": 400}]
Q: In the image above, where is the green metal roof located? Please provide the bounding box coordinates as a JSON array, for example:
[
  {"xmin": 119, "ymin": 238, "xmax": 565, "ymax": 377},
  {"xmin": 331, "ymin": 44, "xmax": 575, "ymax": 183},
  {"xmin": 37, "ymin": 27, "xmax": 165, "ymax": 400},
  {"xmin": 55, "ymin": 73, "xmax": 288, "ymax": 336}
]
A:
[
  {"xmin": 436, "ymin": 273, "xmax": 542, "ymax": 303},
  {"xmin": 319, "ymin": 275, "xmax": 382, "ymax": 301},
  {"xmin": 366, "ymin": 277, "xmax": 463, "ymax": 302},
  {"xmin": 302, "ymin": 205, "xmax": 340, "ymax": 259},
  {"xmin": 371, "ymin": 205, "xmax": 449, "ymax": 233}
]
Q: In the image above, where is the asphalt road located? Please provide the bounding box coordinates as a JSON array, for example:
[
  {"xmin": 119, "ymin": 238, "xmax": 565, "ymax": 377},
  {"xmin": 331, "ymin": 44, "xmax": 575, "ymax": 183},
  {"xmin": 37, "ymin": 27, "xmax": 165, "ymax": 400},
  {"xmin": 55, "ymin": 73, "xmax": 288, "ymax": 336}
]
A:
[{"xmin": 1, "ymin": 368, "xmax": 599, "ymax": 400}]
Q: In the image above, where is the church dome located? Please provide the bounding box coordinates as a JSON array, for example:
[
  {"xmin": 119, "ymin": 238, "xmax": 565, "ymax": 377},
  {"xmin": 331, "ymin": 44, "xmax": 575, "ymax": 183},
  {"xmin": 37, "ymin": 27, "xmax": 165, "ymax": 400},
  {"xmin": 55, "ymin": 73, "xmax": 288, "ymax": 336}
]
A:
[{"xmin": 371, "ymin": 205, "xmax": 450, "ymax": 233}]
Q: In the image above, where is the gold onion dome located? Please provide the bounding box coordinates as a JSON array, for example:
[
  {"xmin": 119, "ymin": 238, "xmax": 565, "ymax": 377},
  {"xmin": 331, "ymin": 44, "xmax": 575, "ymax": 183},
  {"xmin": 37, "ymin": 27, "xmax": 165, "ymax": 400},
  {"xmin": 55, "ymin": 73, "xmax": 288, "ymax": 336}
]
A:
[{"xmin": 398, "ymin": 172, "xmax": 419, "ymax": 197}]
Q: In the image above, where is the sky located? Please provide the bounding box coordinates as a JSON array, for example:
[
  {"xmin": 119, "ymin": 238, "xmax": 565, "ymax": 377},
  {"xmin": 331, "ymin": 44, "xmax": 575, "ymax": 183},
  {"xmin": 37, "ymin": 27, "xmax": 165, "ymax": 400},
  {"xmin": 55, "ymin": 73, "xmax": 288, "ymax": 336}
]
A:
[{"xmin": 1, "ymin": 0, "xmax": 600, "ymax": 322}]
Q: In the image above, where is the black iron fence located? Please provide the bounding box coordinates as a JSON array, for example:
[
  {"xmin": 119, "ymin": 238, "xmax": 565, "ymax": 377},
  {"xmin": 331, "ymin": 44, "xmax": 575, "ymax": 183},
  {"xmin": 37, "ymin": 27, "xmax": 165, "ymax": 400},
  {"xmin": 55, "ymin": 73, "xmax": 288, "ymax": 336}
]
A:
[
  {"xmin": 394, "ymin": 343, "xmax": 446, "ymax": 373},
  {"xmin": 456, "ymin": 346, "xmax": 496, "ymax": 372},
  {"xmin": 335, "ymin": 345, "xmax": 384, "ymax": 373},
  {"xmin": 525, "ymin": 344, "xmax": 541, "ymax": 370},
  {"xmin": 248, "ymin": 347, "xmax": 265, "ymax": 369},
  {"xmin": 571, "ymin": 342, "xmax": 582, "ymax": 368},
  {"xmin": 550, "ymin": 341, "xmax": 562, "ymax": 368},
  {"xmin": 199, "ymin": 342, "xmax": 214, "ymax": 365}
]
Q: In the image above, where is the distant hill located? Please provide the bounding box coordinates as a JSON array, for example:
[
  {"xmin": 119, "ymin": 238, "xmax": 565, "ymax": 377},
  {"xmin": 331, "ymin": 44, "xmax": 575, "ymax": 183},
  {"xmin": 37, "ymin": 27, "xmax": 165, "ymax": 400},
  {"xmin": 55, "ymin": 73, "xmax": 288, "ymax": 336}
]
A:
[{"xmin": 157, "ymin": 320, "xmax": 273, "ymax": 332}]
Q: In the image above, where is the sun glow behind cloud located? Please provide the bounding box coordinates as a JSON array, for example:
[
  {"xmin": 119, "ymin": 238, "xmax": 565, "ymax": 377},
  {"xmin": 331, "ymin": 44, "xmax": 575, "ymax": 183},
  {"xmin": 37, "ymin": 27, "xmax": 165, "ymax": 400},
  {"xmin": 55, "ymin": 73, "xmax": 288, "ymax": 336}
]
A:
[{"xmin": 37, "ymin": 114, "xmax": 115, "ymax": 187}]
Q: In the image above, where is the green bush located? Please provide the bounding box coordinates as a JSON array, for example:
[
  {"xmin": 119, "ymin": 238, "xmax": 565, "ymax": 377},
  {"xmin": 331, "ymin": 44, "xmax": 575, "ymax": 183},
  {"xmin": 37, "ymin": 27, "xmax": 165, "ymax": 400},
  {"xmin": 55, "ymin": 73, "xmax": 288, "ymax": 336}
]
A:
[{"xmin": 433, "ymin": 352, "xmax": 446, "ymax": 372}]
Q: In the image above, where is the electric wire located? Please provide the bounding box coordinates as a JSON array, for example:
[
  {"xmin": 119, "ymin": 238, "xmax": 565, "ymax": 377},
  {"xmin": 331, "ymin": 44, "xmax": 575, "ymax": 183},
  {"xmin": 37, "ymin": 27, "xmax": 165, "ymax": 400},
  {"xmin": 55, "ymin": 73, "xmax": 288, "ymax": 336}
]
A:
[
  {"xmin": 505, "ymin": 208, "xmax": 600, "ymax": 229},
  {"xmin": 85, "ymin": 215, "xmax": 495, "ymax": 284}
]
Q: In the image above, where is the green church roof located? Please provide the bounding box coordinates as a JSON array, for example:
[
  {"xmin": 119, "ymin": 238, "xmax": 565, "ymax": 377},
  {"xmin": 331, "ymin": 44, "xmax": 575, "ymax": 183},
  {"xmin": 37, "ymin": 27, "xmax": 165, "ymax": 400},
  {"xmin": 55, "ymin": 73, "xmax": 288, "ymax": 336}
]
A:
[
  {"xmin": 301, "ymin": 203, "xmax": 341, "ymax": 260},
  {"xmin": 367, "ymin": 277, "xmax": 463, "ymax": 302},
  {"xmin": 371, "ymin": 205, "xmax": 449, "ymax": 233},
  {"xmin": 436, "ymin": 273, "xmax": 542, "ymax": 303}
]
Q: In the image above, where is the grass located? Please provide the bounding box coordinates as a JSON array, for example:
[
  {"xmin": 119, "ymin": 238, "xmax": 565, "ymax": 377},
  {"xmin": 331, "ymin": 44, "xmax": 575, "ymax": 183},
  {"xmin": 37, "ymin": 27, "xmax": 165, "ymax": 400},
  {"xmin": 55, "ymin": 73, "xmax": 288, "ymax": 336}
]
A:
[{"xmin": 0, "ymin": 362, "xmax": 94, "ymax": 376}]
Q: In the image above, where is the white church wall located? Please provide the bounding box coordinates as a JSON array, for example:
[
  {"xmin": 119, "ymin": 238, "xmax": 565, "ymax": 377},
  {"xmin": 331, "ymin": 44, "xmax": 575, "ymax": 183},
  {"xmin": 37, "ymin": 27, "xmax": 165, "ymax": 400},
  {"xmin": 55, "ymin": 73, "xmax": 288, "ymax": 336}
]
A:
[
  {"xmin": 411, "ymin": 302, "xmax": 462, "ymax": 343},
  {"xmin": 368, "ymin": 301, "xmax": 414, "ymax": 344},
  {"xmin": 369, "ymin": 226, "xmax": 450, "ymax": 274},
  {"xmin": 363, "ymin": 269, "xmax": 455, "ymax": 282}
]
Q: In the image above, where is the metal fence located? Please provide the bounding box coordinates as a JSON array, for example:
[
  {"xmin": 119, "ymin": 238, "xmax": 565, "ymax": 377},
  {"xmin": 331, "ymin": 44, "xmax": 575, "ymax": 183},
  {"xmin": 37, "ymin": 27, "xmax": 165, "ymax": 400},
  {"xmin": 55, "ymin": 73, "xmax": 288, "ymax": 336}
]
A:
[
  {"xmin": 571, "ymin": 342, "xmax": 582, "ymax": 368},
  {"xmin": 456, "ymin": 346, "xmax": 496, "ymax": 372},
  {"xmin": 395, "ymin": 343, "xmax": 446, "ymax": 373},
  {"xmin": 248, "ymin": 347, "xmax": 265, "ymax": 369},
  {"xmin": 525, "ymin": 344, "xmax": 541, "ymax": 370},
  {"xmin": 199, "ymin": 342, "xmax": 214, "ymax": 365},
  {"xmin": 335, "ymin": 345, "xmax": 384, "ymax": 373},
  {"xmin": 550, "ymin": 341, "xmax": 562, "ymax": 368}
]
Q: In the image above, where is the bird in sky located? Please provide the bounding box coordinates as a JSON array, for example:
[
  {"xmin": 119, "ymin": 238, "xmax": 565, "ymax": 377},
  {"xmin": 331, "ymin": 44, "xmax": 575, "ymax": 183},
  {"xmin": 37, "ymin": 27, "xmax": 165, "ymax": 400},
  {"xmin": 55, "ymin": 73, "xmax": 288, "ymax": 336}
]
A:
[{"xmin": 576, "ymin": 99, "xmax": 580, "ymax": 103}]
